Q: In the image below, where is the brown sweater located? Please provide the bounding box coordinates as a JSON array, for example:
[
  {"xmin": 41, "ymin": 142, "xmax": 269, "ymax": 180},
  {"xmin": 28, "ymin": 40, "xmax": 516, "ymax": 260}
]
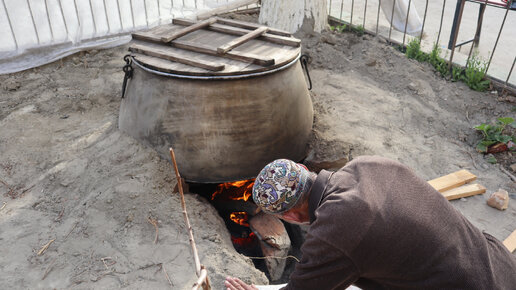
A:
[{"xmin": 285, "ymin": 156, "xmax": 516, "ymax": 290}]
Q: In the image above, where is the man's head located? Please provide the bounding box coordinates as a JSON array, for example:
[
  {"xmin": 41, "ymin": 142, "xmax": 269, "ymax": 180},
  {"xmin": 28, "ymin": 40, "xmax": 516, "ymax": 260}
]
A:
[{"xmin": 252, "ymin": 159, "xmax": 314, "ymax": 224}]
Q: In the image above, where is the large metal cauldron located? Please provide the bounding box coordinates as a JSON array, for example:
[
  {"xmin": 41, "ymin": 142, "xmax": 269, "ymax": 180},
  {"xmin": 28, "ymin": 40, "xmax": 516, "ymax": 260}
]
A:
[{"xmin": 119, "ymin": 20, "xmax": 313, "ymax": 183}]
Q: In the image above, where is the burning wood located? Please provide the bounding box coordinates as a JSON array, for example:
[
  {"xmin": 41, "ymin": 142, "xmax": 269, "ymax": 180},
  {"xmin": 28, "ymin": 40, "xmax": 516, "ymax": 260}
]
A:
[{"xmin": 249, "ymin": 212, "xmax": 291, "ymax": 281}]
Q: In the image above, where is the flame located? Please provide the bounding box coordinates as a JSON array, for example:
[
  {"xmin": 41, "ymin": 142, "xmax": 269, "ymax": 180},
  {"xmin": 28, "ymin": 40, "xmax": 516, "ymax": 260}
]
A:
[
  {"xmin": 211, "ymin": 179, "xmax": 255, "ymax": 201},
  {"xmin": 231, "ymin": 232, "xmax": 256, "ymax": 247},
  {"xmin": 230, "ymin": 211, "xmax": 249, "ymax": 227}
]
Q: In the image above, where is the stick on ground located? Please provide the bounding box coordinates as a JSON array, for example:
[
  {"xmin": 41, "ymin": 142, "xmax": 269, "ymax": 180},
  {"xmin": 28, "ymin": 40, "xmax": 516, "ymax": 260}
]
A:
[
  {"xmin": 38, "ymin": 239, "xmax": 56, "ymax": 256},
  {"xmin": 147, "ymin": 216, "xmax": 159, "ymax": 244}
]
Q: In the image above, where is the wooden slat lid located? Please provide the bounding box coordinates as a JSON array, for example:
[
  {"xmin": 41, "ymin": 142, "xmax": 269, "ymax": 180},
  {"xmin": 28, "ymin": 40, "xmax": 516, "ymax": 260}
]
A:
[{"xmin": 130, "ymin": 17, "xmax": 301, "ymax": 77}]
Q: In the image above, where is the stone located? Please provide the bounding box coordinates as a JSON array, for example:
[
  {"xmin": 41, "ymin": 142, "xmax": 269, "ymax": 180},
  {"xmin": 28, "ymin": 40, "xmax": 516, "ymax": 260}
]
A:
[
  {"xmin": 510, "ymin": 163, "xmax": 516, "ymax": 172},
  {"xmin": 365, "ymin": 58, "xmax": 377, "ymax": 67},
  {"xmin": 487, "ymin": 189, "xmax": 509, "ymax": 210},
  {"xmin": 249, "ymin": 212, "xmax": 291, "ymax": 281},
  {"xmin": 3, "ymin": 78, "xmax": 20, "ymax": 91}
]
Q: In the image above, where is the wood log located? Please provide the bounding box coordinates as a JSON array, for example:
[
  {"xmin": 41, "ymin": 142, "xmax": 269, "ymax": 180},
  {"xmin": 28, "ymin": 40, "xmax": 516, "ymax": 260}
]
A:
[{"xmin": 249, "ymin": 212, "xmax": 290, "ymax": 281}]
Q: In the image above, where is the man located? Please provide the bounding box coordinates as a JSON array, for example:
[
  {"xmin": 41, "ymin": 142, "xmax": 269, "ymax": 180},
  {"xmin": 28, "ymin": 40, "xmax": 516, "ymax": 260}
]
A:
[{"xmin": 225, "ymin": 156, "xmax": 516, "ymax": 289}]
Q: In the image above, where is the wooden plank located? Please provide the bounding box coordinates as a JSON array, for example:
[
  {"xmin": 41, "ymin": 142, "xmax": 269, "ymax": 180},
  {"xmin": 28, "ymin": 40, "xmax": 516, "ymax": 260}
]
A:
[
  {"xmin": 196, "ymin": 0, "xmax": 258, "ymax": 20},
  {"xmin": 172, "ymin": 40, "xmax": 274, "ymax": 66},
  {"xmin": 215, "ymin": 17, "xmax": 291, "ymax": 37},
  {"xmin": 503, "ymin": 229, "xmax": 516, "ymax": 253},
  {"xmin": 161, "ymin": 18, "xmax": 217, "ymax": 43},
  {"xmin": 132, "ymin": 31, "xmax": 162, "ymax": 42},
  {"xmin": 129, "ymin": 44, "xmax": 225, "ymax": 71},
  {"xmin": 173, "ymin": 18, "xmax": 301, "ymax": 47},
  {"xmin": 427, "ymin": 169, "xmax": 477, "ymax": 193},
  {"xmin": 441, "ymin": 183, "xmax": 486, "ymax": 200},
  {"xmin": 217, "ymin": 26, "xmax": 269, "ymax": 54}
]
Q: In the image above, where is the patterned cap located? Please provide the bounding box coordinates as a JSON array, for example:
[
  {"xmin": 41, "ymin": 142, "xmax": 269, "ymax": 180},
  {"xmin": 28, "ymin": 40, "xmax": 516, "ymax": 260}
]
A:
[{"xmin": 252, "ymin": 159, "xmax": 312, "ymax": 213}]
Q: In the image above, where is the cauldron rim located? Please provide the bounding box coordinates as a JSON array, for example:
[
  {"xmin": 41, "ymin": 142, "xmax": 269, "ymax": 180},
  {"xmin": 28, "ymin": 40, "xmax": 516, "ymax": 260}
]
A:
[{"xmin": 131, "ymin": 54, "xmax": 301, "ymax": 81}]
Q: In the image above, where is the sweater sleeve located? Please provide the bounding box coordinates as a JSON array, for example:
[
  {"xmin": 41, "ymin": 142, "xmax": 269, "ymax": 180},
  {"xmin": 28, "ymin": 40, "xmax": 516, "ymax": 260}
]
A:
[{"xmin": 283, "ymin": 233, "xmax": 360, "ymax": 290}]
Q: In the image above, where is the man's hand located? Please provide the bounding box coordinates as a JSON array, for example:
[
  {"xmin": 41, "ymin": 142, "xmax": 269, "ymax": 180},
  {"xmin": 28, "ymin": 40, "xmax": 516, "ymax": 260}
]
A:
[{"xmin": 224, "ymin": 276, "xmax": 259, "ymax": 290}]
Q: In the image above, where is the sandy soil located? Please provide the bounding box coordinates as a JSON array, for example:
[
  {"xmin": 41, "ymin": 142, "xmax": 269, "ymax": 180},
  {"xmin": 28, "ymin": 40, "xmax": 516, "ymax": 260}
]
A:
[{"xmin": 1, "ymin": 14, "xmax": 515, "ymax": 289}]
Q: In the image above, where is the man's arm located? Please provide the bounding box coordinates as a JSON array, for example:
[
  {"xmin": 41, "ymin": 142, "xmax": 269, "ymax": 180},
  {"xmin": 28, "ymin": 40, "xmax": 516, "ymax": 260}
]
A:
[{"xmin": 283, "ymin": 233, "xmax": 360, "ymax": 290}]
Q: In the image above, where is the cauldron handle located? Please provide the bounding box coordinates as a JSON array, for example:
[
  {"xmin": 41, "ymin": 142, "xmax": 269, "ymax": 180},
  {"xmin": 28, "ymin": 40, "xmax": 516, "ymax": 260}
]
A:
[
  {"xmin": 121, "ymin": 54, "xmax": 133, "ymax": 99},
  {"xmin": 300, "ymin": 54, "xmax": 312, "ymax": 91}
]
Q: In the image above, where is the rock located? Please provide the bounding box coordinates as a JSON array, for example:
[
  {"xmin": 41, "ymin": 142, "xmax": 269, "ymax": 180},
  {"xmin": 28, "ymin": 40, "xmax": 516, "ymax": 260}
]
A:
[
  {"xmin": 320, "ymin": 34, "xmax": 337, "ymax": 45},
  {"xmin": 3, "ymin": 78, "xmax": 20, "ymax": 91},
  {"xmin": 366, "ymin": 58, "xmax": 377, "ymax": 67},
  {"xmin": 487, "ymin": 189, "xmax": 509, "ymax": 210},
  {"xmin": 510, "ymin": 163, "xmax": 516, "ymax": 172}
]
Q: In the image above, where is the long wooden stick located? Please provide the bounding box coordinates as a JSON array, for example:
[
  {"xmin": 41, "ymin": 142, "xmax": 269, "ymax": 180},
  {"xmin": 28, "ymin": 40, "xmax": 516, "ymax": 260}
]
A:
[{"xmin": 169, "ymin": 148, "xmax": 201, "ymax": 276}]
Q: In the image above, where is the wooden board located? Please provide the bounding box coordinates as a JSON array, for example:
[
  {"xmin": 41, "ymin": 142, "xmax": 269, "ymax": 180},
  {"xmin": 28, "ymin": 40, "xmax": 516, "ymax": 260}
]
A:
[
  {"xmin": 173, "ymin": 18, "xmax": 301, "ymax": 47},
  {"xmin": 130, "ymin": 18, "xmax": 299, "ymax": 76},
  {"xmin": 217, "ymin": 26, "xmax": 269, "ymax": 54},
  {"xmin": 129, "ymin": 43, "xmax": 225, "ymax": 71},
  {"xmin": 172, "ymin": 40, "xmax": 274, "ymax": 66},
  {"xmin": 161, "ymin": 18, "xmax": 216, "ymax": 43},
  {"xmin": 503, "ymin": 230, "xmax": 516, "ymax": 253},
  {"xmin": 441, "ymin": 183, "xmax": 486, "ymax": 200},
  {"xmin": 215, "ymin": 17, "xmax": 291, "ymax": 37},
  {"xmin": 427, "ymin": 169, "xmax": 477, "ymax": 193}
]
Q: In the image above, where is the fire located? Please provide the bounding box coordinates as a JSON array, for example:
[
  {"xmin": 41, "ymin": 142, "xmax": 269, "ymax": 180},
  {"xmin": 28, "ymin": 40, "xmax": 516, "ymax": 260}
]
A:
[
  {"xmin": 231, "ymin": 232, "xmax": 256, "ymax": 248},
  {"xmin": 230, "ymin": 211, "xmax": 249, "ymax": 227},
  {"xmin": 211, "ymin": 179, "xmax": 255, "ymax": 201}
]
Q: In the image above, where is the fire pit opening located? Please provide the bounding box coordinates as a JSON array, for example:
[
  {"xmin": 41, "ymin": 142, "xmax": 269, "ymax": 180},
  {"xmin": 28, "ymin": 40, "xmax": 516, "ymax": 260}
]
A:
[{"xmin": 189, "ymin": 179, "xmax": 305, "ymax": 282}]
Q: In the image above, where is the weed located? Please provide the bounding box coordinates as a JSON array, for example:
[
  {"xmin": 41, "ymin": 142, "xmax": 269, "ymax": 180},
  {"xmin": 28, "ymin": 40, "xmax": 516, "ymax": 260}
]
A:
[
  {"xmin": 474, "ymin": 117, "xmax": 516, "ymax": 152},
  {"xmin": 330, "ymin": 24, "xmax": 347, "ymax": 33},
  {"xmin": 486, "ymin": 155, "xmax": 498, "ymax": 164},
  {"xmin": 405, "ymin": 38, "xmax": 428, "ymax": 62},
  {"xmin": 353, "ymin": 25, "xmax": 365, "ymax": 36},
  {"xmin": 463, "ymin": 53, "xmax": 490, "ymax": 91},
  {"xmin": 451, "ymin": 66, "xmax": 464, "ymax": 82},
  {"xmin": 428, "ymin": 43, "xmax": 449, "ymax": 77}
]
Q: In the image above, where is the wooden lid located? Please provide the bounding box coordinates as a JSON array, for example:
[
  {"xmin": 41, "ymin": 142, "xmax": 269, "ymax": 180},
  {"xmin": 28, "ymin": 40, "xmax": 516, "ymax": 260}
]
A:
[{"xmin": 131, "ymin": 17, "xmax": 301, "ymax": 77}]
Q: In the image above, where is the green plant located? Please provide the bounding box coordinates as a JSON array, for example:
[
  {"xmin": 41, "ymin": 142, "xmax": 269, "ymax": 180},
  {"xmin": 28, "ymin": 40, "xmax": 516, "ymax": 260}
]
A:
[
  {"xmin": 428, "ymin": 43, "xmax": 449, "ymax": 77},
  {"xmin": 330, "ymin": 24, "xmax": 347, "ymax": 33},
  {"xmin": 463, "ymin": 53, "xmax": 490, "ymax": 91},
  {"xmin": 353, "ymin": 25, "xmax": 365, "ymax": 36},
  {"xmin": 474, "ymin": 117, "xmax": 516, "ymax": 152},
  {"xmin": 405, "ymin": 38, "xmax": 427, "ymax": 62},
  {"xmin": 451, "ymin": 66, "xmax": 464, "ymax": 82}
]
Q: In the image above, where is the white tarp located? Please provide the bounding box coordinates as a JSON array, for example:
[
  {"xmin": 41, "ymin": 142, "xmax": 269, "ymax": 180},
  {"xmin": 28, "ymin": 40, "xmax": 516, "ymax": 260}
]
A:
[
  {"xmin": 380, "ymin": 0, "xmax": 422, "ymax": 36},
  {"xmin": 0, "ymin": 0, "xmax": 235, "ymax": 74}
]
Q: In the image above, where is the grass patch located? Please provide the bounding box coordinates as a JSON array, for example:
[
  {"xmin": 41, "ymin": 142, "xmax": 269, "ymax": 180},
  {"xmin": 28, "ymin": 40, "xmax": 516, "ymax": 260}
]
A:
[
  {"xmin": 463, "ymin": 53, "xmax": 490, "ymax": 91},
  {"xmin": 402, "ymin": 40, "xmax": 491, "ymax": 91},
  {"xmin": 330, "ymin": 23, "xmax": 365, "ymax": 36}
]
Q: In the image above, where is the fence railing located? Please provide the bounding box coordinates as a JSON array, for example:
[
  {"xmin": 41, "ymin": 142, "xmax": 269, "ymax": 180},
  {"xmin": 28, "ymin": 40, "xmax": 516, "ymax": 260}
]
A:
[
  {"xmin": 0, "ymin": 0, "xmax": 254, "ymax": 74},
  {"xmin": 328, "ymin": 0, "xmax": 516, "ymax": 90}
]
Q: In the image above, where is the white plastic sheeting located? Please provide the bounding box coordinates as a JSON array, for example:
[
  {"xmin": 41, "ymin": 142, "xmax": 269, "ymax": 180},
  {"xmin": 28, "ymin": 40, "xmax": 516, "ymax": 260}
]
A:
[
  {"xmin": 0, "ymin": 0, "xmax": 236, "ymax": 74},
  {"xmin": 380, "ymin": 0, "xmax": 422, "ymax": 36}
]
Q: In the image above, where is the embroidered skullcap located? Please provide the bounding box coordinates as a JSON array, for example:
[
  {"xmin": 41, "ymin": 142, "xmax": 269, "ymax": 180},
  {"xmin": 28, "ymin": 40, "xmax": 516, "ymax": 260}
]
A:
[{"xmin": 252, "ymin": 159, "xmax": 312, "ymax": 213}]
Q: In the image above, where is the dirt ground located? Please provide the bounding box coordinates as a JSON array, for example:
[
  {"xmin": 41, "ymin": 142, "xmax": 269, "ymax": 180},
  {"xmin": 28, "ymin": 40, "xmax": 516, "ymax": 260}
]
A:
[{"xmin": 1, "ymin": 13, "xmax": 515, "ymax": 289}]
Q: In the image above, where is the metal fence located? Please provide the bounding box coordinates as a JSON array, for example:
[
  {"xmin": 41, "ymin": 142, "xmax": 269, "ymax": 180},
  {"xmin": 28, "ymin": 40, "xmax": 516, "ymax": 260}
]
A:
[
  {"xmin": 328, "ymin": 0, "xmax": 516, "ymax": 89},
  {"xmin": 0, "ymin": 0, "xmax": 255, "ymax": 74}
]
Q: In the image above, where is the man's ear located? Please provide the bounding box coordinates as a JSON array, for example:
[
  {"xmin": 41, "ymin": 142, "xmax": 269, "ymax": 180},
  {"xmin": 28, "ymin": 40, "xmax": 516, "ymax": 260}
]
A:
[{"xmin": 280, "ymin": 210, "xmax": 302, "ymax": 223}]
